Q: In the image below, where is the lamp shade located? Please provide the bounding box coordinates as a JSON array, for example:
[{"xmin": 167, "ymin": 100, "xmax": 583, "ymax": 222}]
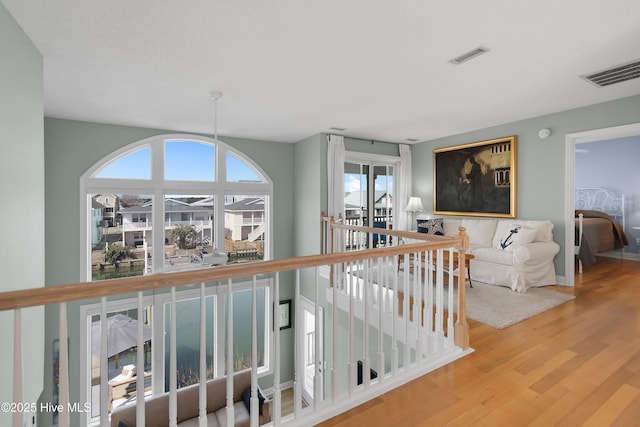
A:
[{"xmin": 405, "ymin": 197, "xmax": 424, "ymax": 212}]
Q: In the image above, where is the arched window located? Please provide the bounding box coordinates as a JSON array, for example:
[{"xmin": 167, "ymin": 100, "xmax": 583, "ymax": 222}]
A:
[{"xmin": 81, "ymin": 134, "xmax": 272, "ymax": 281}]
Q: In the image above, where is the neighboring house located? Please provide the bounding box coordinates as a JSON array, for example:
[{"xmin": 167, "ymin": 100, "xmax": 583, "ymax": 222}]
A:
[
  {"xmin": 118, "ymin": 198, "xmax": 213, "ymax": 247},
  {"xmin": 224, "ymin": 197, "xmax": 265, "ymax": 242},
  {"xmin": 344, "ymin": 191, "xmax": 392, "ymax": 223},
  {"xmin": 93, "ymin": 194, "xmax": 119, "ymax": 226},
  {"xmin": 91, "ymin": 199, "xmax": 106, "ymax": 246}
]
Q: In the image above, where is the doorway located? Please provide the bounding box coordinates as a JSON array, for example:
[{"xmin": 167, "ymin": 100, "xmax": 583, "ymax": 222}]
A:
[
  {"xmin": 564, "ymin": 122, "xmax": 640, "ymax": 286},
  {"xmin": 301, "ymin": 297, "xmax": 323, "ymax": 406}
]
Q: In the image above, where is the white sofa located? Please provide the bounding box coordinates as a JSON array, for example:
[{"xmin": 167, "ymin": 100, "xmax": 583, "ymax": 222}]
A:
[{"xmin": 441, "ymin": 218, "xmax": 560, "ymax": 292}]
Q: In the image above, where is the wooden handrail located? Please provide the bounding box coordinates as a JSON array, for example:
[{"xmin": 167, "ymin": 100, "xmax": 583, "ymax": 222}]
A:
[{"xmin": 0, "ymin": 240, "xmax": 450, "ymax": 312}]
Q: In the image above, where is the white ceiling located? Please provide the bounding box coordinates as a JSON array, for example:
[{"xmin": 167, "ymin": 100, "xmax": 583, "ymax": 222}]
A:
[{"xmin": 3, "ymin": 0, "xmax": 640, "ymax": 144}]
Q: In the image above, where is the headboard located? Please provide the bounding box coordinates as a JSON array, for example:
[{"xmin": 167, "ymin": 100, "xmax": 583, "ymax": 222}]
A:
[{"xmin": 575, "ymin": 187, "xmax": 626, "ymax": 228}]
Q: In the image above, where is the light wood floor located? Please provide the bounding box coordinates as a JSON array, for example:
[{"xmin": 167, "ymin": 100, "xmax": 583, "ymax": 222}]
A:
[{"xmin": 317, "ymin": 256, "xmax": 640, "ymax": 426}]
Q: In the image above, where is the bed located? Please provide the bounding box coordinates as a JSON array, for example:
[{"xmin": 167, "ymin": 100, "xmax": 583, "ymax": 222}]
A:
[{"xmin": 575, "ymin": 187, "xmax": 628, "ymax": 271}]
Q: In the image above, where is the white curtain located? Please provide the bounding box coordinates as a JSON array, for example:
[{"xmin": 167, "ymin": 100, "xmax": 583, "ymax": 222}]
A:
[
  {"xmin": 327, "ymin": 134, "xmax": 345, "ymax": 218},
  {"xmin": 397, "ymin": 144, "xmax": 413, "ymax": 230}
]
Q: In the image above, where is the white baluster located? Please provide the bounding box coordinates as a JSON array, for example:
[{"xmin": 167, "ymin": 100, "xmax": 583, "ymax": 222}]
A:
[
  {"xmin": 59, "ymin": 302, "xmax": 70, "ymax": 427},
  {"xmin": 13, "ymin": 309, "xmax": 22, "ymax": 427},
  {"xmin": 313, "ymin": 267, "xmax": 321, "ymax": 407},
  {"xmin": 136, "ymin": 292, "xmax": 146, "ymax": 427},
  {"xmin": 273, "ymin": 272, "xmax": 281, "ymax": 424},
  {"xmin": 377, "ymin": 257, "xmax": 384, "ymax": 383},
  {"xmin": 348, "ymin": 259, "xmax": 355, "ymax": 395},
  {"xmin": 199, "ymin": 283, "xmax": 207, "ymax": 427},
  {"xmin": 293, "ymin": 270, "xmax": 302, "ymax": 418},
  {"xmin": 226, "ymin": 279, "xmax": 234, "ymax": 427},
  {"xmin": 99, "ymin": 299, "xmax": 108, "ymax": 427},
  {"xmin": 251, "ymin": 276, "xmax": 258, "ymax": 427},
  {"xmin": 169, "ymin": 287, "xmax": 177, "ymax": 427}
]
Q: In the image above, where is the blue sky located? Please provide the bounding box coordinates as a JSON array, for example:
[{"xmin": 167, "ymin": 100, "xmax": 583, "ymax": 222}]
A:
[
  {"xmin": 344, "ymin": 173, "xmax": 393, "ymax": 193},
  {"xmin": 97, "ymin": 141, "xmax": 261, "ymax": 182}
]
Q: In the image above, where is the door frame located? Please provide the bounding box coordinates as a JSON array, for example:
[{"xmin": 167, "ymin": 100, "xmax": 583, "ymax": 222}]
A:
[{"xmin": 564, "ymin": 122, "xmax": 640, "ymax": 286}]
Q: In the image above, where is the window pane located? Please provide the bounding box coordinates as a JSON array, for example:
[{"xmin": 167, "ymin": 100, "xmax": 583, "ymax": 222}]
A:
[
  {"xmin": 96, "ymin": 147, "xmax": 151, "ymax": 179},
  {"xmin": 226, "ymin": 152, "xmax": 264, "ymax": 183},
  {"xmin": 90, "ymin": 307, "xmax": 153, "ymax": 418},
  {"xmin": 164, "ymin": 296, "xmax": 216, "ymax": 390},
  {"xmin": 224, "ymin": 195, "xmax": 265, "ymax": 263},
  {"xmin": 165, "ymin": 141, "xmax": 215, "ymax": 181},
  {"xmin": 344, "ymin": 163, "xmax": 368, "ymax": 227},
  {"xmin": 226, "ymin": 288, "xmax": 267, "ymax": 371},
  {"xmin": 164, "ymin": 195, "xmax": 217, "ymax": 271},
  {"xmin": 91, "ymin": 194, "xmax": 152, "ymax": 281}
]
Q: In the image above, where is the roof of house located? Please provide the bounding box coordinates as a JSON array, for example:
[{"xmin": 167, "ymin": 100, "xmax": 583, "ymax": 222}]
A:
[
  {"xmin": 344, "ymin": 191, "xmax": 392, "ymax": 209},
  {"xmin": 225, "ymin": 197, "xmax": 265, "ymax": 212},
  {"xmin": 118, "ymin": 198, "xmax": 212, "ymax": 214}
]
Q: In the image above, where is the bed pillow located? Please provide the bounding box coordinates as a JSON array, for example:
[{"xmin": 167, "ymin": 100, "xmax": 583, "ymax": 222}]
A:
[
  {"xmin": 242, "ymin": 385, "xmax": 265, "ymax": 415},
  {"xmin": 497, "ymin": 226, "xmax": 538, "ymax": 251},
  {"xmin": 417, "ymin": 218, "xmax": 444, "ymax": 235}
]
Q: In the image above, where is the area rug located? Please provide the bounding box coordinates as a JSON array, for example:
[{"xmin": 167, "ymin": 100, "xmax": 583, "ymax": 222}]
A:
[
  {"xmin": 349, "ymin": 268, "xmax": 575, "ymax": 329},
  {"xmin": 464, "ymin": 281, "xmax": 575, "ymax": 329}
]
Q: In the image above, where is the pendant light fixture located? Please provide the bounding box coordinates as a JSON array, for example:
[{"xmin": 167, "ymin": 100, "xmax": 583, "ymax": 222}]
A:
[{"xmin": 210, "ymin": 91, "xmax": 223, "ymax": 142}]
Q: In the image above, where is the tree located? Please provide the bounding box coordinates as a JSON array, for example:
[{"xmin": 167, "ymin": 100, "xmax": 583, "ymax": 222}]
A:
[
  {"xmin": 170, "ymin": 224, "xmax": 197, "ymax": 249},
  {"xmin": 104, "ymin": 245, "xmax": 131, "ymax": 264}
]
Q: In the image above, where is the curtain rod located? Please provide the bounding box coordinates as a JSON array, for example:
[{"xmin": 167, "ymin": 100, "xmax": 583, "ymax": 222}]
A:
[{"xmin": 326, "ymin": 133, "xmax": 407, "ymax": 146}]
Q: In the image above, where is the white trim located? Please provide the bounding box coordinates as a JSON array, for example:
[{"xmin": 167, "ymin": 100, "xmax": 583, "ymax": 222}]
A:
[
  {"xmin": 564, "ymin": 122, "xmax": 640, "ymax": 286},
  {"xmin": 345, "ymin": 150, "xmax": 400, "ymax": 165}
]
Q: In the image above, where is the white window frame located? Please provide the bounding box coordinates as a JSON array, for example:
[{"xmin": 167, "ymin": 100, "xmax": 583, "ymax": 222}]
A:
[
  {"xmin": 79, "ymin": 134, "xmax": 274, "ymax": 426},
  {"xmin": 344, "ymin": 151, "xmax": 400, "ymax": 225},
  {"xmin": 79, "ymin": 134, "xmax": 273, "ymax": 280}
]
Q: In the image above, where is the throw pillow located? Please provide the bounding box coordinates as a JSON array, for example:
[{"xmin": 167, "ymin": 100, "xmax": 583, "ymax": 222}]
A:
[
  {"xmin": 417, "ymin": 218, "xmax": 444, "ymax": 235},
  {"xmin": 118, "ymin": 422, "xmax": 129, "ymax": 427},
  {"xmin": 497, "ymin": 226, "xmax": 537, "ymax": 251},
  {"xmin": 242, "ymin": 385, "xmax": 265, "ymax": 415}
]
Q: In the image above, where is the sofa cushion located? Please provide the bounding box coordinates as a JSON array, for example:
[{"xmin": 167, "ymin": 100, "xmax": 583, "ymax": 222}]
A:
[
  {"xmin": 496, "ymin": 226, "xmax": 538, "ymax": 251},
  {"xmin": 442, "ymin": 219, "xmax": 462, "ymax": 236},
  {"xmin": 515, "ymin": 219, "xmax": 553, "ymax": 243},
  {"xmin": 417, "ymin": 218, "xmax": 444, "ymax": 235},
  {"xmin": 216, "ymin": 401, "xmax": 250, "ymax": 427},
  {"xmin": 461, "ymin": 219, "xmax": 497, "ymax": 248},
  {"xmin": 472, "ymin": 247, "xmax": 514, "ymax": 266},
  {"xmin": 178, "ymin": 412, "xmax": 220, "ymax": 427}
]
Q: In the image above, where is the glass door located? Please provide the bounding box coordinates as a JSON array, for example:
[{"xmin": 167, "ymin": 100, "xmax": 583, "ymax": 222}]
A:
[{"xmin": 344, "ymin": 160, "xmax": 394, "ymax": 248}]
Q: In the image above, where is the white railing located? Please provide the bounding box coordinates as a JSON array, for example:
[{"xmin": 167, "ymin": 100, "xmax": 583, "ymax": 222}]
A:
[
  {"xmin": 164, "ymin": 219, "xmax": 213, "ymax": 229},
  {"xmin": 122, "ymin": 221, "xmax": 152, "ymax": 231},
  {"xmin": 2, "ymin": 217, "xmax": 471, "ymax": 427}
]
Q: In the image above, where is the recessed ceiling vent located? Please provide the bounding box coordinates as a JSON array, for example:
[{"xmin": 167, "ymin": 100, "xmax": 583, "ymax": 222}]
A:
[
  {"xmin": 449, "ymin": 47, "xmax": 490, "ymax": 65},
  {"xmin": 582, "ymin": 59, "xmax": 640, "ymax": 87}
]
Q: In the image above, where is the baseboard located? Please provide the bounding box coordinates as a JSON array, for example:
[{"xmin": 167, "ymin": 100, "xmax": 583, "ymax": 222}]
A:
[{"xmin": 599, "ymin": 251, "xmax": 640, "ymax": 261}]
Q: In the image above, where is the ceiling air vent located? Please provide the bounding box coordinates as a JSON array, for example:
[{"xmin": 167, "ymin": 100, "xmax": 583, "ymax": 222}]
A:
[
  {"xmin": 581, "ymin": 59, "xmax": 640, "ymax": 87},
  {"xmin": 449, "ymin": 46, "xmax": 490, "ymax": 65}
]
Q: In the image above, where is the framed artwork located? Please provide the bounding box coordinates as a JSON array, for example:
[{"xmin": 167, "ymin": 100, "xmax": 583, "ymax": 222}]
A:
[
  {"xmin": 434, "ymin": 136, "xmax": 517, "ymax": 218},
  {"xmin": 278, "ymin": 299, "xmax": 291, "ymax": 330}
]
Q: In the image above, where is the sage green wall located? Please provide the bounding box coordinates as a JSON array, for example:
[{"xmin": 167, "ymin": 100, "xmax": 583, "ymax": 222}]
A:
[
  {"xmin": 43, "ymin": 118, "xmax": 295, "ymax": 425},
  {"xmin": 44, "ymin": 118, "xmax": 295, "ymax": 287},
  {"xmin": 0, "ymin": 3, "xmax": 45, "ymax": 424},
  {"xmin": 412, "ymin": 94, "xmax": 640, "ymax": 280},
  {"xmin": 294, "ymin": 134, "xmax": 324, "ymax": 256}
]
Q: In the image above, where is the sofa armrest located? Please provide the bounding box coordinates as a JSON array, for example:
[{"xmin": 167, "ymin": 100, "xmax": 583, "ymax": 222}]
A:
[
  {"xmin": 512, "ymin": 241, "xmax": 560, "ymax": 265},
  {"xmin": 260, "ymin": 395, "xmax": 272, "ymax": 424}
]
